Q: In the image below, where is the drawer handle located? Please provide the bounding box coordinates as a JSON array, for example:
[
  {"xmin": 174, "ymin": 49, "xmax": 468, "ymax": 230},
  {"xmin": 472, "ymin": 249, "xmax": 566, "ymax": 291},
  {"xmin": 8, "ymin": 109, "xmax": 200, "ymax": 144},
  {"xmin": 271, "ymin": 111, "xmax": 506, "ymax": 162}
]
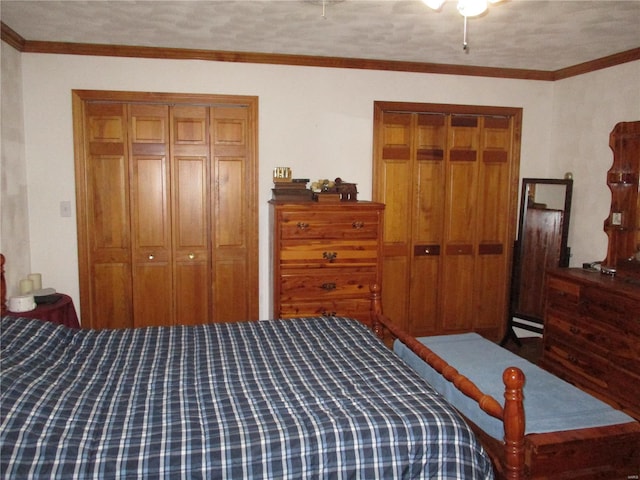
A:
[
  {"xmin": 321, "ymin": 310, "xmax": 337, "ymax": 317},
  {"xmin": 188, "ymin": 253, "xmax": 195, "ymax": 260},
  {"xmin": 323, "ymin": 251, "xmax": 338, "ymax": 262},
  {"xmin": 568, "ymin": 355, "xmax": 578, "ymax": 364},
  {"xmin": 321, "ymin": 282, "xmax": 337, "ymax": 291},
  {"xmin": 148, "ymin": 253, "xmax": 155, "ymax": 260},
  {"xmin": 569, "ymin": 326, "xmax": 579, "ymax": 335},
  {"xmin": 352, "ymin": 221, "xmax": 364, "ymax": 229},
  {"xmin": 296, "ymin": 222, "xmax": 309, "ymax": 230}
]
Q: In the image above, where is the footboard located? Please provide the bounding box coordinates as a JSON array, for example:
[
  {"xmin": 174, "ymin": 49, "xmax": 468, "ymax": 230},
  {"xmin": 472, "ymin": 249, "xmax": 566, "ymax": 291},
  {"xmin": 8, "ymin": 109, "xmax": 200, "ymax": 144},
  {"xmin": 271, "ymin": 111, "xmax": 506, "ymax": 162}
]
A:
[{"xmin": 369, "ymin": 285, "xmax": 526, "ymax": 480}]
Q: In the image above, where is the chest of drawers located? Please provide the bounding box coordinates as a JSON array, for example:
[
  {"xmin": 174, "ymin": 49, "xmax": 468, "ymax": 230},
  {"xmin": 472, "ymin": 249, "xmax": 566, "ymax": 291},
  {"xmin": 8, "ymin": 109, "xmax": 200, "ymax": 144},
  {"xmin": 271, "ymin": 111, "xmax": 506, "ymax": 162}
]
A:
[
  {"xmin": 270, "ymin": 201, "xmax": 384, "ymax": 327},
  {"xmin": 541, "ymin": 268, "xmax": 640, "ymax": 420}
]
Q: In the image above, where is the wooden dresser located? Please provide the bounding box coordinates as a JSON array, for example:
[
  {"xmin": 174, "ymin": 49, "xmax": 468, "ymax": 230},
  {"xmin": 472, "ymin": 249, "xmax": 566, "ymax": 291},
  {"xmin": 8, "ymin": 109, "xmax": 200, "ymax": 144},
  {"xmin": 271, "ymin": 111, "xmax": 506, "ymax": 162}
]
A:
[
  {"xmin": 541, "ymin": 268, "xmax": 640, "ymax": 420},
  {"xmin": 270, "ymin": 201, "xmax": 384, "ymax": 327}
]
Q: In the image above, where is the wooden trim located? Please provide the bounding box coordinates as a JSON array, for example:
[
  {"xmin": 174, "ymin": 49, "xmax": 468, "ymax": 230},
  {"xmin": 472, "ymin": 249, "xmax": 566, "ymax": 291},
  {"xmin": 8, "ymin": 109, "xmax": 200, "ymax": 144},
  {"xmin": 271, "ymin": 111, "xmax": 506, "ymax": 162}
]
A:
[
  {"xmin": 0, "ymin": 22, "xmax": 25, "ymax": 51},
  {"xmin": 1, "ymin": 253, "xmax": 6, "ymax": 316},
  {"xmin": 553, "ymin": 47, "xmax": 640, "ymax": 80},
  {"xmin": 3, "ymin": 21, "xmax": 637, "ymax": 81},
  {"xmin": 374, "ymin": 101, "xmax": 523, "ymax": 117},
  {"xmin": 72, "ymin": 89, "xmax": 258, "ymax": 107}
]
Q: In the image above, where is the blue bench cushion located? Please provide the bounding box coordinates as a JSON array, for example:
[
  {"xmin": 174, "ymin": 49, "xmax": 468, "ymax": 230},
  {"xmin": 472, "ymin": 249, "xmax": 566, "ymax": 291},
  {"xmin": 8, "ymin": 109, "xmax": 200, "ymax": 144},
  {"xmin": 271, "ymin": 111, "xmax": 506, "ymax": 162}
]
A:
[{"xmin": 394, "ymin": 333, "xmax": 634, "ymax": 440}]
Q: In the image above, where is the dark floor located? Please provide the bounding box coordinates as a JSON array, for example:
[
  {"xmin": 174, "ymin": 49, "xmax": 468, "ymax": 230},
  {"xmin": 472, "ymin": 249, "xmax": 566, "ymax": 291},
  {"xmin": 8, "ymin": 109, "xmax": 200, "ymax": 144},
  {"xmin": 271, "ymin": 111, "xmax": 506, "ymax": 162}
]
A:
[{"xmin": 501, "ymin": 336, "xmax": 543, "ymax": 364}]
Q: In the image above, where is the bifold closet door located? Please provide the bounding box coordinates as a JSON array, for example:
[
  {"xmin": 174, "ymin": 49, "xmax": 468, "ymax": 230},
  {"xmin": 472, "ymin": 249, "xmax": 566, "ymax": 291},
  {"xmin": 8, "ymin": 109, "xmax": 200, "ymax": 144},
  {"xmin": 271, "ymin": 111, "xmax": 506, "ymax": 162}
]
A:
[
  {"xmin": 129, "ymin": 104, "xmax": 173, "ymax": 326},
  {"xmin": 171, "ymin": 106, "xmax": 211, "ymax": 325},
  {"xmin": 82, "ymin": 102, "xmax": 134, "ymax": 329},
  {"xmin": 373, "ymin": 103, "xmax": 519, "ymax": 340},
  {"xmin": 76, "ymin": 91, "xmax": 259, "ymax": 329}
]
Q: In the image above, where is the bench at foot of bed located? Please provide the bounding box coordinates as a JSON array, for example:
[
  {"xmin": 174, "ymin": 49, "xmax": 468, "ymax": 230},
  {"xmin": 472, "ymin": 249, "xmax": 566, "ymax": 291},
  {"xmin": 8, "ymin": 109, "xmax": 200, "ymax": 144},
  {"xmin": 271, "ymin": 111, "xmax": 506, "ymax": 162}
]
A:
[{"xmin": 393, "ymin": 332, "xmax": 640, "ymax": 479}]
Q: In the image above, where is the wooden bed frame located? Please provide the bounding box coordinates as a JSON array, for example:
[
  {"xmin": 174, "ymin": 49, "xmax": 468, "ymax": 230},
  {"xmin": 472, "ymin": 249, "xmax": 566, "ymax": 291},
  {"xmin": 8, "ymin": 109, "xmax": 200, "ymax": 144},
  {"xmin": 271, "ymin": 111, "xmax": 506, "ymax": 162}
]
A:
[{"xmin": 369, "ymin": 285, "xmax": 640, "ymax": 480}]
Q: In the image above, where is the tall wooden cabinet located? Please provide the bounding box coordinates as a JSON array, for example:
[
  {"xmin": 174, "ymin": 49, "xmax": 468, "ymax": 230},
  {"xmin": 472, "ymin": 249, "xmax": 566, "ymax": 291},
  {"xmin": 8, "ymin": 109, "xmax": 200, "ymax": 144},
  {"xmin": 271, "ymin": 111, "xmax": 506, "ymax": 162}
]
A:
[
  {"xmin": 373, "ymin": 102, "xmax": 521, "ymax": 340},
  {"xmin": 73, "ymin": 91, "xmax": 258, "ymax": 329},
  {"xmin": 270, "ymin": 201, "xmax": 384, "ymax": 327}
]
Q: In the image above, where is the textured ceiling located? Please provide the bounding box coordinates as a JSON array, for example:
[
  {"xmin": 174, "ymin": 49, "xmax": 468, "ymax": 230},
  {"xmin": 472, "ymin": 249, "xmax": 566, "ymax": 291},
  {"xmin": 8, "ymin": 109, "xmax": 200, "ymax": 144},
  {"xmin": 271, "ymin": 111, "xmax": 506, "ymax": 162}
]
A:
[{"xmin": 2, "ymin": 0, "xmax": 640, "ymax": 71}]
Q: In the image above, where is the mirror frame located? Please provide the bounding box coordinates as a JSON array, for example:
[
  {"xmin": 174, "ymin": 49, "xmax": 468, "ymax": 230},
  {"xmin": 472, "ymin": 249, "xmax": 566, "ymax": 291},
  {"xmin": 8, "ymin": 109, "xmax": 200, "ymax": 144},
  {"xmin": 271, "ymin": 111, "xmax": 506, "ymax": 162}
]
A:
[{"xmin": 509, "ymin": 177, "xmax": 573, "ymax": 335}]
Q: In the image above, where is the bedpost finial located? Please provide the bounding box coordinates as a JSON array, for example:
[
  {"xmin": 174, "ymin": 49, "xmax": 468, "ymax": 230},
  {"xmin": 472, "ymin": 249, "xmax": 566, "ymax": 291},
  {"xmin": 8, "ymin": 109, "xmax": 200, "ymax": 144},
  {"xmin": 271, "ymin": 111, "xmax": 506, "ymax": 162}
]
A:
[{"xmin": 503, "ymin": 366, "xmax": 525, "ymax": 389}]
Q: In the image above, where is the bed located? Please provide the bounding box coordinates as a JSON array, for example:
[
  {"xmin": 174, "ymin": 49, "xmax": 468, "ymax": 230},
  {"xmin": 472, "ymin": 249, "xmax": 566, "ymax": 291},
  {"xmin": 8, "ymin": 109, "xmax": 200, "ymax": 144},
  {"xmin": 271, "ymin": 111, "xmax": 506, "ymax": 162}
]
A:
[
  {"xmin": 0, "ymin": 314, "xmax": 494, "ymax": 479},
  {"xmin": 369, "ymin": 287, "xmax": 640, "ymax": 480}
]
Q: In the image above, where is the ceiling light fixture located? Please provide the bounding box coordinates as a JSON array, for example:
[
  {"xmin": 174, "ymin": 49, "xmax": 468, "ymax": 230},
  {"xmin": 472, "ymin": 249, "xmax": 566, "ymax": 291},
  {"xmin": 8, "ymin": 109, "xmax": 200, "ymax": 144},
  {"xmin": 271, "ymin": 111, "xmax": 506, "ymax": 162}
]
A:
[
  {"xmin": 421, "ymin": 0, "xmax": 504, "ymax": 52},
  {"xmin": 306, "ymin": 0, "xmax": 345, "ymax": 19}
]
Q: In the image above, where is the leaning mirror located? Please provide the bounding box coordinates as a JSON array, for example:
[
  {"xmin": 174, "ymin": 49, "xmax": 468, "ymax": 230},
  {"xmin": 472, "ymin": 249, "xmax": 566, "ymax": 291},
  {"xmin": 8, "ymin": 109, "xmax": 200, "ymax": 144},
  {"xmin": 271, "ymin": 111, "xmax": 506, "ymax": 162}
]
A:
[{"xmin": 503, "ymin": 178, "xmax": 573, "ymax": 344}]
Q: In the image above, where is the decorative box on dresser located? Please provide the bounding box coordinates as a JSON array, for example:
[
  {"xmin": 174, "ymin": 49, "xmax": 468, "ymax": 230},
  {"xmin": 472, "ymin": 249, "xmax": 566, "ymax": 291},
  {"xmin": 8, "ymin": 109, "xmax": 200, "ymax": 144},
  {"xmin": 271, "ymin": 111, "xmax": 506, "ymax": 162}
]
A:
[
  {"xmin": 541, "ymin": 268, "xmax": 640, "ymax": 420},
  {"xmin": 270, "ymin": 201, "xmax": 384, "ymax": 327}
]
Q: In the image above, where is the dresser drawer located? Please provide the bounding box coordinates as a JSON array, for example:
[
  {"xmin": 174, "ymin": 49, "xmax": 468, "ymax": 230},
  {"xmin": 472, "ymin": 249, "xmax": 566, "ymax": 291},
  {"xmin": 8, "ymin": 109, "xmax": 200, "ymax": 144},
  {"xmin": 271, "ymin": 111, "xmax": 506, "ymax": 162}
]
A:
[
  {"xmin": 279, "ymin": 299, "xmax": 372, "ymax": 326},
  {"xmin": 581, "ymin": 286, "xmax": 640, "ymax": 333},
  {"xmin": 541, "ymin": 339, "xmax": 610, "ymax": 392},
  {"xmin": 280, "ymin": 239, "xmax": 379, "ymax": 267},
  {"xmin": 545, "ymin": 275, "xmax": 580, "ymax": 310},
  {"xmin": 279, "ymin": 211, "xmax": 380, "ymax": 240},
  {"xmin": 605, "ymin": 361, "xmax": 640, "ymax": 415},
  {"xmin": 545, "ymin": 312, "xmax": 608, "ymax": 356},
  {"xmin": 280, "ymin": 270, "xmax": 376, "ymax": 300}
]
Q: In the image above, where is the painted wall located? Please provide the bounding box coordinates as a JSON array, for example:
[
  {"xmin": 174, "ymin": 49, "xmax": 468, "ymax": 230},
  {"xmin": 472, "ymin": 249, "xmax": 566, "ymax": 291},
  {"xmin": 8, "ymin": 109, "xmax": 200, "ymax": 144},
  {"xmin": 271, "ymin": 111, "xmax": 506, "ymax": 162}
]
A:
[
  {"xmin": 551, "ymin": 61, "xmax": 640, "ymax": 266},
  {"xmin": 0, "ymin": 41, "xmax": 30, "ymax": 298},
  {"xmin": 3, "ymin": 48, "xmax": 638, "ymax": 321}
]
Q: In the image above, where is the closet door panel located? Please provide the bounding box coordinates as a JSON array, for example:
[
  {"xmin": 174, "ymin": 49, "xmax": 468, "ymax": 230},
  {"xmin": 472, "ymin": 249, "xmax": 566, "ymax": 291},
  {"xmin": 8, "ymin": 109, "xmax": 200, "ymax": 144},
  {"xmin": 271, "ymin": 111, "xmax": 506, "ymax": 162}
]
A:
[
  {"xmin": 88, "ymin": 155, "xmax": 129, "ymax": 256},
  {"xmin": 441, "ymin": 117, "xmax": 479, "ymax": 330},
  {"xmin": 84, "ymin": 103, "xmax": 133, "ymax": 328},
  {"xmin": 210, "ymin": 105, "xmax": 257, "ymax": 322},
  {"xmin": 173, "ymin": 156, "xmax": 210, "ymax": 324},
  {"xmin": 216, "ymin": 158, "xmax": 245, "ymax": 246},
  {"xmin": 376, "ymin": 112, "xmax": 414, "ymax": 330},
  {"xmin": 474, "ymin": 118, "xmax": 512, "ymax": 328},
  {"xmin": 410, "ymin": 115, "xmax": 446, "ymax": 335},
  {"xmin": 172, "ymin": 106, "xmax": 211, "ymax": 324},
  {"xmin": 441, "ymin": 254, "xmax": 475, "ymax": 331},
  {"xmin": 379, "ymin": 113, "xmax": 413, "ymax": 245},
  {"xmin": 215, "ymin": 258, "xmax": 251, "ymax": 322},
  {"xmin": 408, "ymin": 255, "xmax": 440, "ymax": 335},
  {"xmin": 133, "ymin": 264, "xmax": 172, "ymax": 327},
  {"xmin": 92, "ymin": 263, "xmax": 132, "ymax": 329},
  {"xmin": 130, "ymin": 104, "xmax": 172, "ymax": 326},
  {"xmin": 175, "ymin": 263, "xmax": 210, "ymax": 325}
]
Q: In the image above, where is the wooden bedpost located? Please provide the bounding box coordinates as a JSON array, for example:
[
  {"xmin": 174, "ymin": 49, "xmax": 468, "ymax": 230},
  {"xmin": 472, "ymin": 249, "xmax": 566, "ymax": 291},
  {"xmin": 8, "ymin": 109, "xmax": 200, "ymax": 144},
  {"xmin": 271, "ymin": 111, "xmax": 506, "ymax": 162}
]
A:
[
  {"xmin": 370, "ymin": 283, "xmax": 384, "ymax": 339},
  {"xmin": 1, "ymin": 253, "xmax": 6, "ymax": 316},
  {"xmin": 503, "ymin": 366, "xmax": 525, "ymax": 480}
]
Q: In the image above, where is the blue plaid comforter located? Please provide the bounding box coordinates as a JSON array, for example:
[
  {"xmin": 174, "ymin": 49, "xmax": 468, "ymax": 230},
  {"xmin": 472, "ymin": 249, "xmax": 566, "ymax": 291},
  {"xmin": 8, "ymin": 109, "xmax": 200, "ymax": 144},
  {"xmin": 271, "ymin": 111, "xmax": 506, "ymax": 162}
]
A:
[{"xmin": 1, "ymin": 316, "xmax": 493, "ymax": 479}]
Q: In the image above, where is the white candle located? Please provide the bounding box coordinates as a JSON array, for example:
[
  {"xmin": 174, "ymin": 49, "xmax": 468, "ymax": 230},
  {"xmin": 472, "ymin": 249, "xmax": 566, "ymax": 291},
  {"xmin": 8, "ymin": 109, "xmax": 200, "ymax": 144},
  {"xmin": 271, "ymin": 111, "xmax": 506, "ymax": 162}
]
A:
[
  {"xmin": 28, "ymin": 273, "xmax": 42, "ymax": 291},
  {"xmin": 20, "ymin": 279, "xmax": 34, "ymax": 294}
]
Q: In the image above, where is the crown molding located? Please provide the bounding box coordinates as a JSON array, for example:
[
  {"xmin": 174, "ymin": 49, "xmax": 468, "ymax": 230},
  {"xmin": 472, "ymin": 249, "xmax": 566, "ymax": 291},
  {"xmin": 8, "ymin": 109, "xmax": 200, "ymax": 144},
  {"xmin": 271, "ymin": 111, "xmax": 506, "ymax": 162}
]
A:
[
  {"xmin": 552, "ymin": 47, "xmax": 640, "ymax": 80},
  {"xmin": 0, "ymin": 22, "xmax": 25, "ymax": 51},
  {"xmin": 2, "ymin": 21, "xmax": 638, "ymax": 81}
]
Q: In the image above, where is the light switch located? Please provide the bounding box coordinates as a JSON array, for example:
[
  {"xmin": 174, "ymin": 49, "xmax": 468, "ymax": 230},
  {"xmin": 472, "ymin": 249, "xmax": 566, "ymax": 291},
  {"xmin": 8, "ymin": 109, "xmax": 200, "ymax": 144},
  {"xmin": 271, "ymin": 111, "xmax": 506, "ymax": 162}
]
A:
[{"xmin": 60, "ymin": 201, "xmax": 72, "ymax": 217}]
